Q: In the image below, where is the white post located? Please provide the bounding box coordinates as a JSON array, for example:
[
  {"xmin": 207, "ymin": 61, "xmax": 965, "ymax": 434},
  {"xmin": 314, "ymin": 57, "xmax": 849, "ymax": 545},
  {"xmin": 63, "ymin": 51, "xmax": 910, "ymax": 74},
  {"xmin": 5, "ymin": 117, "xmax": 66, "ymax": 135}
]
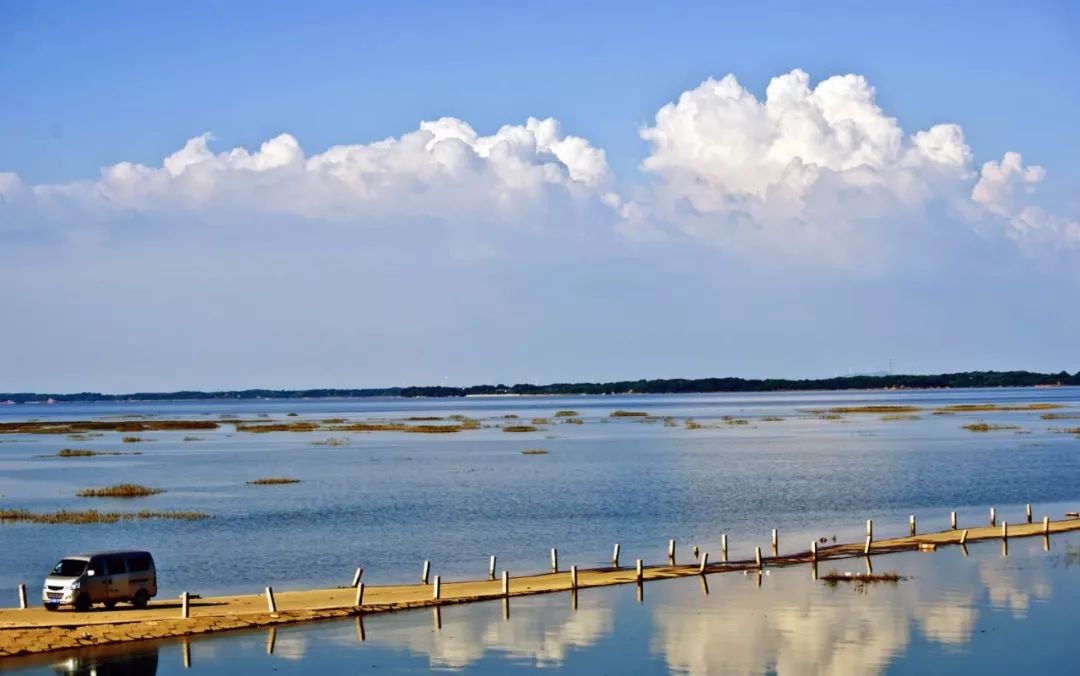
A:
[
  {"xmin": 864, "ymin": 535, "xmax": 871, "ymax": 555},
  {"xmin": 721, "ymin": 534, "xmax": 728, "ymax": 562},
  {"xmin": 351, "ymin": 567, "xmax": 364, "ymax": 587},
  {"xmin": 1002, "ymin": 521, "xmax": 1008, "ymax": 540},
  {"xmin": 570, "ymin": 565, "xmax": 578, "ymax": 589},
  {"xmin": 771, "ymin": 529, "xmax": 778, "ymax": 550},
  {"xmin": 433, "ymin": 576, "xmax": 441, "ymax": 599},
  {"xmin": 489, "ymin": 555, "xmax": 497, "ymax": 580},
  {"xmin": 181, "ymin": 591, "xmax": 189, "ymax": 619},
  {"xmin": 502, "ymin": 570, "xmax": 510, "ymax": 596},
  {"xmin": 636, "ymin": 559, "xmax": 643, "ymax": 582},
  {"xmin": 909, "ymin": 514, "xmax": 916, "ymax": 536},
  {"xmin": 811, "ymin": 541, "xmax": 818, "ymax": 562},
  {"xmin": 990, "ymin": 507, "xmax": 996, "ymax": 526},
  {"xmin": 551, "ymin": 548, "xmax": 558, "ymax": 572},
  {"xmin": 17, "ymin": 584, "xmax": 27, "ymax": 610},
  {"xmin": 612, "ymin": 544, "xmax": 620, "ymax": 566},
  {"xmin": 950, "ymin": 511, "xmax": 957, "ymax": 530},
  {"xmin": 1026, "ymin": 504, "xmax": 1032, "ymax": 523},
  {"xmin": 668, "ymin": 539, "xmax": 676, "ymax": 561},
  {"xmin": 265, "ymin": 586, "xmax": 277, "ymax": 613},
  {"xmin": 421, "ymin": 560, "xmax": 430, "ymax": 585},
  {"xmin": 754, "ymin": 546, "xmax": 762, "ymax": 569},
  {"xmin": 355, "ymin": 582, "xmax": 365, "ymax": 607},
  {"xmin": 960, "ymin": 529, "xmax": 969, "ymax": 545},
  {"xmin": 866, "ymin": 519, "xmax": 873, "ymax": 541},
  {"xmin": 1044, "ymin": 515, "xmax": 1050, "ymax": 535},
  {"xmin": 698, "ymin": 552, "xmax": 708, "ymax": 574}
]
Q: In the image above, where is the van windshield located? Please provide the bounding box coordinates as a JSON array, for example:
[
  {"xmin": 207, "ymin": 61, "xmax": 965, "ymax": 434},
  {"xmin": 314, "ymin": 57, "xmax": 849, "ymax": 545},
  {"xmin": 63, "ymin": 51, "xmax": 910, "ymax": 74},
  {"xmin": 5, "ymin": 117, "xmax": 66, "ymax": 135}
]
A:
[{"xmin": 51, "ymin": 559, "xmax": 88, "ymax": 577}]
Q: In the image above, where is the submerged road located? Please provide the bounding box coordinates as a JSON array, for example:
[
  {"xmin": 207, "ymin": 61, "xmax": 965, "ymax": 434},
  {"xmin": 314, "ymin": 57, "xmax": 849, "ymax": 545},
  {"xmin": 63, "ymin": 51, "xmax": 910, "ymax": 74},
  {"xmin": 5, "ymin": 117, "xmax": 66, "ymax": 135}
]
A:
[{"xmin": 1, "ymin": 515, "xmax": 1078, "ymax": 657}]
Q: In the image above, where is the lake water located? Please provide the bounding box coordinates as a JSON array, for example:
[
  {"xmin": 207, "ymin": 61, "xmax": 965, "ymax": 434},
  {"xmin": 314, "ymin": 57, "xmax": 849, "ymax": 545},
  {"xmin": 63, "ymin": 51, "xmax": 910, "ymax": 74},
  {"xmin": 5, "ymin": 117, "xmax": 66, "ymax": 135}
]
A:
[
  {"xmin": 1, "ymin": 387, "xmax": 1078, "ymax": 599},
  {"xmin": 2, "ymin": 531, "xmax": 1077, "ymax": 675}
]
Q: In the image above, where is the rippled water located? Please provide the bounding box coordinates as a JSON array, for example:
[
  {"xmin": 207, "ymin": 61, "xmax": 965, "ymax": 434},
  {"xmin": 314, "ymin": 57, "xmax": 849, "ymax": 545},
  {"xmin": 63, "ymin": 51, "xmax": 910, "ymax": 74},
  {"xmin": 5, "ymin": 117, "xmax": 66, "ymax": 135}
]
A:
[
  {"xmin": 3, "ymin": 531, "xmax": 1077, "ymax": 675},
  {"xmin": 0, "ymin": 387, "xmax": 1078, "ymax": 600}
]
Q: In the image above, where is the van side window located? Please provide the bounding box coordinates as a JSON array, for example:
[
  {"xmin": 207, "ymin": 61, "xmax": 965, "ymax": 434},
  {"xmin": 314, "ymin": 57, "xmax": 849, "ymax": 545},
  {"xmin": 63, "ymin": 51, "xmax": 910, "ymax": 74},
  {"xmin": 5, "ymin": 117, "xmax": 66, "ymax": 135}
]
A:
[
  {"xmin": 88, "ymin": 556, "xmax": 104, "ymax": 574},
  {"xmin": 105, "ymin": 556, "xmax": 127, "ymax": 575},
  {"xmin": 127, "ymin": 554, "xmax": 152, "ymax": 572}
]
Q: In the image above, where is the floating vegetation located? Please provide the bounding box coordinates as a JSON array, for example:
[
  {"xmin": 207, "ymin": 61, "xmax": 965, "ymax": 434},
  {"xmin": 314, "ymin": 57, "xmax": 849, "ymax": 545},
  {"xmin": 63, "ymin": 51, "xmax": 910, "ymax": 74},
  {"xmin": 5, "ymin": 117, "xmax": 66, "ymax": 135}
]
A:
[
  {"xmin": 561, "ymin": 417, "xmax": 584, "ymax": 425},
  {"xmin": 247, "ymin": 477, "xmax": 301, "ymax": 485},
  {"xmin": 610, "ymin": 410, "xmax": 648, "ymax": 417},
  {"xmin": 312, "ymin": 437, "xmax": 350, "ymax": 446},
  {"xmin": 817, "ymin": 414, "xmax": 844, "ymax": 421},
  {"xmin": 235, "ymin": 421, "xmax": 320, "ymax": 433},
  {"xmin": 554, "ymin": 410, "xmax": 579, "ymax": 417},
  {"xmin": 330, "ymin": 422, "xmax": 464, "ymax": 433},
  {"xmin": 723, "ymin": 416, "xmax": 750, "ymax": 425},
  {"xmin": 827, "ymin": 405, "xmax": 921, "ymax": 414},
  {"xmin": 1041, "ymin": 412, "xmax": 1080, "ymax": 420},
  {"xmin": 663, "ymin": 417, "xmax": 679, "ymax": 427},
  {"xmin": 503, "ymin": 425, "xmax": 539, "ymax": 433},
  {"xmin": 0, "ymin": 509, "xmax": 207, "ymax": 525},
  {"xmin": 122, "ymin": 436, "xmax": 147, "ymax": 443},
  {"xmin": 937, "ymin": 403, "xmax": 1061, "ymax": 412},
  {"xmin": 286, "ymin": 412, "xmax": 299, "ymax": 417},
  {"xmin": 881, "ymin": 414, "xmax": 921, "ymax": 421},
  {"xmin": 406, "ymin": 416, "xmax": 444, "ymax": 421},
  {"xmin": 0, "ymin": 420, "xmax": 220, "ymax": 435},
  {"xmin": 962, "ymin": 423, "xmax": 1022, "ymax": 432},
  {"xmin": 76, "ymin": 484, "xmax": 165, "ymax": 498},
  {"xmin": 531, "ymin": 417, "xmax": 550, "ymax": 425},
  {"xmin": 55, "ymin": 449, "xmax": 125, "ymax": 458},
  {"xmin": 503, "ymin": 414, "xmax": 519, "ymax": 419},
  {"xmin": 821, "ymin": 569, "xmax": 903, "ymax": 589},
  {"xmin": 521, "ymin": 449, "xmax": 548, "ymax": 455},
  {"xmin": 761, "ymin": 416, "xmax": 784, "ymax": 422},
  {"xmin": 686, "ymin": 419, "xmax": 703, "ymax": 430},
  {"xmin": 321, "ymin": 418, "xmax": 347, "ymax": 424}
]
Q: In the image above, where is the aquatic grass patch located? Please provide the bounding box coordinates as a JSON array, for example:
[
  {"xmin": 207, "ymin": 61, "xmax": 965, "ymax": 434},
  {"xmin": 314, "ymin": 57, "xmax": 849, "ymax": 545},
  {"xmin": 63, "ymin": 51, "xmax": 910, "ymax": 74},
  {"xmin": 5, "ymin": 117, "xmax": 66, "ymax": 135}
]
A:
[
  {"xmin": 610, "ymin": 410, "xmax": 649, "ymax": 417},
  {"xmin": 531, "ymin": 417, "xmax": 550, "ymax": 425},
  {"xmin": 54, "ymin": 448, "xmax": 130, "ymax": 458},
  {"xmin": 1041, "ymin": 412, "xmax": 1080, "ymax": 420},
  {"xmin": 0, "ymin": 420, "xmax": 220, "ymax": 435},
  {"xmin": 247, "ymin": 477, "xmax": 301, "ymax": 485},
  {"xmin": 0, "ymin": 508, "xmax": 207, "ymax": 524},
  {"xmin": 937, "ymin": 403, "xmax": 1062, "ymax": 412},
  {"xmin": 122, "ymin": 436, "xmax": 147, "ymax": 443},
  {"xmin": 312, "ymin": 437, "xmax": 350, "ymax": 446},
  {"xmin": 761, "ymin": 416, "xmax": 784, "ymax": 422},
  {"xmin": 554, "ymin": 410, "xmax": 579, "ymax": 417},
  {"xmin": 685, "ymin": 419, "xmax": 703, "ymax": 430},
  {"xmin": 503, "ymin": 425, "xmax": 539, "ymax": 433},
  {"xmin": 521, "ymin": 449, "xmax": 548, "ymax": 455},
  {"xmin": 827, "ymin": 405, "xmax": 921, "ymax": 414},
  {"xmin": 821, "ymin": 569, "xmax": 903, "ymax": 590},
  {"xmin": 962, "ymin": 423, "xmax": 1021, "ymax": 432},
  {"xmin": 881, "ymin": 414, "xmax": 921, "ymax": 421},
  {"xmin": 182, "ymin": 436, "xmax": 202, "ymax": 441},
  {"xmin": 405, "ymin": 416, "xmax": 444, "ymax": 421},
  {"xmin": 723, "ymin": 416, "xmax": 750, "ymax": 425},
  {"xmin": 235, "ymin": 421, "xmax": 320, "ymax": 433},
  {"xmin": 561, "ymin": 417, "xmax": 584, "ymax": 425},
  {"xmin": 77, "ymin": 483, "xmax": 165, "ymax": 498}
]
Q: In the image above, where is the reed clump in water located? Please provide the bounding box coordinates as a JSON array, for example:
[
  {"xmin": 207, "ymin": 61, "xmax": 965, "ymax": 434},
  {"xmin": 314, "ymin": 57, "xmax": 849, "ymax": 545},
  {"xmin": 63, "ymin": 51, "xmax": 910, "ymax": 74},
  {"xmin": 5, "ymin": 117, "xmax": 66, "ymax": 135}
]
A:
[
  {"xmin": 962, "ymin": 423, "xmax": 1021, "ymax": 432},
  {"xmin": 610, "ymin": 410, "xmax": 648, "ymax": 417},
  {"xmin": 122, "ymin": 436, "xmax": 146, "ymax": 443},
  {"xmin": 531, "ymin": 417, "xmax": 550, "ymax": 425},
  {"xmin": 56, "ymin": 449, "xmax": 121, "ymax": 458},
  {"xmin": 561, "ymin": 417, "xmax": 584, "ymax": 425},
  {"xmin": 406, "ymin": 416, "xmax": 444, "ymax": 421},
  {"xmin": 761, "ymin": 416, "xmax": 784, "ymax": 422},
  {"xmin": 236, "ymin": 421, "xmax": 320, "ymax": 433},
  {"xmin": 521, "ymin": 449, "xmax": 549, "ymax": 455},
  {"xmin": 0, "ymin": 509, "xmax": 207, "ymax": 524},
  {"xmin": 312, "ymin": 437, "xmax": 350, "ymax": 446},
  {"xmin": 182, "ymin": 436, "xmax": 203, "ymax": 442},
  {"xmin": 723, "ymin": 416, "xmax": 750, "ymax": 425},
  {"xmin": 554, "ymin": 410, "xmax": 579, "ymax": 417},
  {"xmin": 503, "ymin": 425, "xmax": 539, "ymax": 433},
  {"xmin": 685, "ymin": 419, "xmax": 703, "ymax": 430},
  {"xmin": 821, "ymin": 569, "xmax": 903, "ymax": 589},
  {"xmin": 881, "ymin": 414, "xmax": 921, "ymax": 421},
  {"xmin": 247, "ymin": 477, "xmax": 301, "ymax": 485},
  {"xmin": 1042, "ymin": 412, "xmax": 1080, "ymax": 420},
  {"xmin": 77, "ymin": 484, "xmax": 165, "ymax": 498}
]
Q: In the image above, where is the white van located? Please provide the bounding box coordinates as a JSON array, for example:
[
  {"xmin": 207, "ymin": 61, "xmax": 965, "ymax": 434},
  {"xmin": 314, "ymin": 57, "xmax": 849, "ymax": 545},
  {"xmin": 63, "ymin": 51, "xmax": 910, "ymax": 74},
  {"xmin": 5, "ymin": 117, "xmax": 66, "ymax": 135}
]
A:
[{"xmin": 42, "ymin": 550, "xmax": 157, "ymax": 611}]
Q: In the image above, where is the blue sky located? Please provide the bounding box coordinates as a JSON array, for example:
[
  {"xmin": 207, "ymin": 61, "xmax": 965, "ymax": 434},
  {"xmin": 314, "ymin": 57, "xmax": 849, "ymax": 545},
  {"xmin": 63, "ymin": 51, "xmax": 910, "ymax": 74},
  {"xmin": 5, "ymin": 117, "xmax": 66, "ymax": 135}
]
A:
[{"xmin": 1, "ymin": 1, "xmax": 1078, "ymax": 391}]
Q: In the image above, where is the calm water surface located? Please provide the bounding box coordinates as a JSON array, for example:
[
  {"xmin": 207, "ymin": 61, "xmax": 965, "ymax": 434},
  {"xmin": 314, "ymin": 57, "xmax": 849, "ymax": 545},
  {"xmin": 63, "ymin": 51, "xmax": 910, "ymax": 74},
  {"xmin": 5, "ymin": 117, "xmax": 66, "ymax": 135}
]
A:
[
  {"xmin": 0, "ymin": 388, "xmax": 1078, "ymax": 598},
  {"xmin": 2, "ymin": 532, "xmax": 1077, "ymax": 674}
]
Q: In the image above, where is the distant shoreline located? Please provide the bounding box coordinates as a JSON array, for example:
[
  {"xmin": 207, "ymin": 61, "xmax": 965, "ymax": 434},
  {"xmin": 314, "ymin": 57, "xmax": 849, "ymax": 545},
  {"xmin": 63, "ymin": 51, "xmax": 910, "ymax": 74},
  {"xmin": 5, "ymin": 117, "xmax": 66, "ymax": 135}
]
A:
[{"xmin": 2, "ymin": 370, "xmax": 1077, "ymax": 404}]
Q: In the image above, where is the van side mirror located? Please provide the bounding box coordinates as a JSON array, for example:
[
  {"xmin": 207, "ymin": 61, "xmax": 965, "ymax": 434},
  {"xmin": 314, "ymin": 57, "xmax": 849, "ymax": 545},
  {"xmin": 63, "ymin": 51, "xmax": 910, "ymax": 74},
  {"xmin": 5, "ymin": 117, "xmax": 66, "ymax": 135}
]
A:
[{"xmin": 86, "ymin": 569, "xmax": 95, "ymax": 576}]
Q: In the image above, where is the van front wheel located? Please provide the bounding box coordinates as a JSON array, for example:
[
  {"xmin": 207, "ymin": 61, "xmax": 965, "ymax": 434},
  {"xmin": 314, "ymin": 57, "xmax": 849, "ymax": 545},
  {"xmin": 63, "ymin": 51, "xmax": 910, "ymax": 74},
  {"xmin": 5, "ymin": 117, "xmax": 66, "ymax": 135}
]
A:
[
  {"xmin": 132, "ymin": 589, "xmax": 149, "ymax": 609},
  {"xmin": 74, "ymin": 594, "xmax": 91, "ymax": 612}
]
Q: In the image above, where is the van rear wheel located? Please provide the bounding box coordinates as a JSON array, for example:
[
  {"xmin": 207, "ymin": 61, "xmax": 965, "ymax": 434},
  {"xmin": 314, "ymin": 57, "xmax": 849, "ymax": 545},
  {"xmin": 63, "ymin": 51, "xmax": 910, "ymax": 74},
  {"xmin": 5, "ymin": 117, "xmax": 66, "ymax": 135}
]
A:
[
  {"xmin": 132, "ymin": 589, "xmax": 149, "ymax": 609},
  {"xmin": 74, "ymin": 594, "xmax": 91, "ymax": 612}
]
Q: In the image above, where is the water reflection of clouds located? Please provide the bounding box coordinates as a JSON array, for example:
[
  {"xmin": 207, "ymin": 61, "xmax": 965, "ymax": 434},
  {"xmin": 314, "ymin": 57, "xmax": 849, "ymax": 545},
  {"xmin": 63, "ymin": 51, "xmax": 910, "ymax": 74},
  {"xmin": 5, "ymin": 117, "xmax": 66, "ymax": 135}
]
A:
[
  {"xmin": 978, "ymin": 561, "xmax": 1050, "ymax": 618},
  {"xmin": 360, "ymin": 599, "xmax": 612, "ymax": 669}
]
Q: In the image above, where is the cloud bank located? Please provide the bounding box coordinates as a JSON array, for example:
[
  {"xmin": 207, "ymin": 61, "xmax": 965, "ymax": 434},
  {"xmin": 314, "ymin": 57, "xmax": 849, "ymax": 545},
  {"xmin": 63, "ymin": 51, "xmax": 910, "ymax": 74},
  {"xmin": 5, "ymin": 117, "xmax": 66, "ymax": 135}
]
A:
[{"xmin": 2, "ymin": 68, "xmax": 1075, "ymax": 269}]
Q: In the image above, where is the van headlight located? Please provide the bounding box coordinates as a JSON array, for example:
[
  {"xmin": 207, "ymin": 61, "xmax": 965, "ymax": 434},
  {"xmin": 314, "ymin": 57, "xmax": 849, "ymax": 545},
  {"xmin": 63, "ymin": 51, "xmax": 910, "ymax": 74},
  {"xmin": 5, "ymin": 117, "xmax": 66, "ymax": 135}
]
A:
[{"xmin": 70, "ymin": 581, "xmax": 80, "ymax": 590}]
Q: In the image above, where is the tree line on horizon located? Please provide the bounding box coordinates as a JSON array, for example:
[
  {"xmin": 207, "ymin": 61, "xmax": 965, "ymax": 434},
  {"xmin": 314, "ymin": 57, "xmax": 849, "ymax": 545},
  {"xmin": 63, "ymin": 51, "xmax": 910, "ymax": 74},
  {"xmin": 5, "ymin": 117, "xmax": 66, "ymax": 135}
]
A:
[{"xmin": 2, "ymin": 370, "xmax": 1077, "ymax": 403}]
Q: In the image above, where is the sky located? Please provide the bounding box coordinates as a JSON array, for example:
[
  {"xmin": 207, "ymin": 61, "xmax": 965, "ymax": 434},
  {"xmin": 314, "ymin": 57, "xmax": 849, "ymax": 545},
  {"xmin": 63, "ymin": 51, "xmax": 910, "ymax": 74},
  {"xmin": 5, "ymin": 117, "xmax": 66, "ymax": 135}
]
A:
[{"xmin": 1, "ymin": 1, "xmax": 1078, "ymax": 392}]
